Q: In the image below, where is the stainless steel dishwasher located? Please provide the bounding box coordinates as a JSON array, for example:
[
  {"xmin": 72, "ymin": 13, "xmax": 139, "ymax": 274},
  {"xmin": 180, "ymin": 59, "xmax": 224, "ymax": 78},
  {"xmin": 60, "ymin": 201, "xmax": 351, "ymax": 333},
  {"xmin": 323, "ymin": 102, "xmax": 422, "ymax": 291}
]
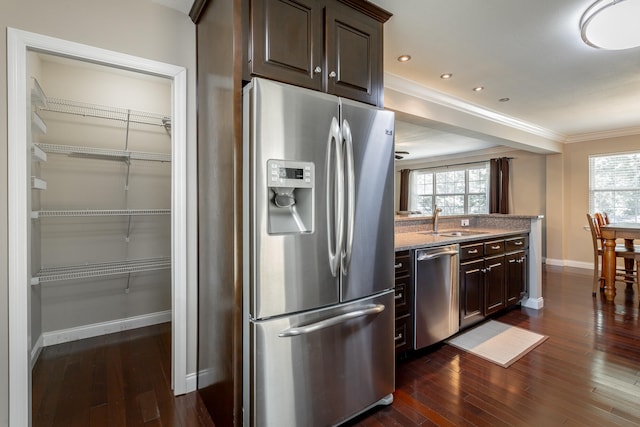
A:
[{"xmin": 414, "ymin": 244, "xmax": 460, "ymax": 349}]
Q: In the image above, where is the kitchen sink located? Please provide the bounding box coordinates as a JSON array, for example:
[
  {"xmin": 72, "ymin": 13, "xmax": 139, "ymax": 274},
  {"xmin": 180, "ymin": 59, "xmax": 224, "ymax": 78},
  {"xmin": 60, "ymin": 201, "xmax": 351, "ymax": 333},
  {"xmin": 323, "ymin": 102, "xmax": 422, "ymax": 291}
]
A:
[{"xmin": 418, "ymin": 230, "xmax": 490, "ymax": 237}]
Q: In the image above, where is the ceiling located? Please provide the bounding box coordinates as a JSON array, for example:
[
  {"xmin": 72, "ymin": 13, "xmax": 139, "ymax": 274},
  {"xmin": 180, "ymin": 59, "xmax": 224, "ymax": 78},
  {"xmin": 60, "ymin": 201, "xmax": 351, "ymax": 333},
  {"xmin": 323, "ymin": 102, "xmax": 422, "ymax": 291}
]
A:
[
  {"xmin": 168, "ymin": 0, "xmax": 640, "ymax": 162},
  {"xmin": 370, "ymin": 0, "xmax": 640, "ymax": 162}
]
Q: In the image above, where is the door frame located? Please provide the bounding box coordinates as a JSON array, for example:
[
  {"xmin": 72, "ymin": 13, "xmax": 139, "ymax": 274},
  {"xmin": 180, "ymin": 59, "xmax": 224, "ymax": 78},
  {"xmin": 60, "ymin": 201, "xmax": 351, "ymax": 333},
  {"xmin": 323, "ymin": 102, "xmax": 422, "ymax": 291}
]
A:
[{"xmin": 7, "ymin": 28, "xmax": 189, "ymax": 425}]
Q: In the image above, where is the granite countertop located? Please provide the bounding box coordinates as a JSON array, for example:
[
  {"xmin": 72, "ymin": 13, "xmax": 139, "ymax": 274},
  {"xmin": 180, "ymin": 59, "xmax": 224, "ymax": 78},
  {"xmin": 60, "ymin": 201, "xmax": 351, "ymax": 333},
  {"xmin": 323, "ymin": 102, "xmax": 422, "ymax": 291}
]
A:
[
  {"xmin": 394, "ymin": 213, "xmax": 544, "ymax": 222},
  {"xmin": 395, "ymin": 228, "xmax": 530, "ymax": 251}
]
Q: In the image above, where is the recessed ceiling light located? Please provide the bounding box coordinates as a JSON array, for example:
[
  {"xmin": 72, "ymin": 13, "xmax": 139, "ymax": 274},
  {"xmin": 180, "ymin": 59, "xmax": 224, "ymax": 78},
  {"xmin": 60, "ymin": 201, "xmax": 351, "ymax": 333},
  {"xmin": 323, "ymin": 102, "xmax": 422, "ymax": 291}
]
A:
[
  {"xmin": 473, "ymin": 86, "xmax": 484, "ymax": 92},
  {"xmin": 397, "ymin": 55, "xmax": 412, "ymax": 62},
  {"xmin": 440, "ymin": 73, "xmax": 453, "ymax": 79},
  {"xmin": 499, "ymin": 97, "xmax": 510, "ymax": 102}
]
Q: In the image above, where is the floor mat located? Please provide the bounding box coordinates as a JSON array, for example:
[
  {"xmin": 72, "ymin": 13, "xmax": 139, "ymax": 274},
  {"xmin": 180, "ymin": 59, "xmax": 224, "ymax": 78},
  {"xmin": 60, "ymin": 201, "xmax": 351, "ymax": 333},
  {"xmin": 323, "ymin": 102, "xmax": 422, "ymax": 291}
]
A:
[{"xmin": 446, "ymin": 320, "xmax": 548, "ymax": 367}]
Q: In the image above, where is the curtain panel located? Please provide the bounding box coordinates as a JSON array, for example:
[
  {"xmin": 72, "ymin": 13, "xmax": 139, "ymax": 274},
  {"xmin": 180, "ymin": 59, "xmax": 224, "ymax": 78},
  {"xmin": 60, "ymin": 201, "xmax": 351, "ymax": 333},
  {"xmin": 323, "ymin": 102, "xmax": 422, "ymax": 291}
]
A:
[
  {"xmin": 489, "ymin": 157, "xmax": 510, "ymax": 214},
  {"xmin": 399, "ymin": 169, "xmax": 411, "ymax": 211}
]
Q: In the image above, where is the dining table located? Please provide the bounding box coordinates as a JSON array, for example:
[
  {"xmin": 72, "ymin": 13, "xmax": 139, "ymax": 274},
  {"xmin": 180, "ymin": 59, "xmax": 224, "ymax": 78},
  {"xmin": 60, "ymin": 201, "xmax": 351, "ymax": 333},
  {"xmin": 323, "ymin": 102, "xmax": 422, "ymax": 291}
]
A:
[{"xmin": 600, "ymin": 223, "xmax": 640, "ymax": 301}]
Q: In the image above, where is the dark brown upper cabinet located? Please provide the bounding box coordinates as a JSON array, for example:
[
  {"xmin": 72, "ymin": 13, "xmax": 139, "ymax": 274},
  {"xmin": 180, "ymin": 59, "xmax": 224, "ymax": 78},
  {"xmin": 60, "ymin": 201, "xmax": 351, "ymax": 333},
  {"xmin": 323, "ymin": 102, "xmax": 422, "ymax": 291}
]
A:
[
  {"xmin": 247, "ymin": 0, "xmax": 391, "ymax": 106},
  {"xmin": 249, "ymin": 0, "xmax": 324, "ymax": 91}
]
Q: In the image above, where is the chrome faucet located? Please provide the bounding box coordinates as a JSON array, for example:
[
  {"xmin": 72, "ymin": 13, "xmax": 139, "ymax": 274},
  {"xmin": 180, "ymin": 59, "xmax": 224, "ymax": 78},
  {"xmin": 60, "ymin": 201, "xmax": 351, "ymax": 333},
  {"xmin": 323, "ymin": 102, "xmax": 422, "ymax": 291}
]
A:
[{"xmin": 433, "ymin": 206, "xmax": 442, "ymax": 233}]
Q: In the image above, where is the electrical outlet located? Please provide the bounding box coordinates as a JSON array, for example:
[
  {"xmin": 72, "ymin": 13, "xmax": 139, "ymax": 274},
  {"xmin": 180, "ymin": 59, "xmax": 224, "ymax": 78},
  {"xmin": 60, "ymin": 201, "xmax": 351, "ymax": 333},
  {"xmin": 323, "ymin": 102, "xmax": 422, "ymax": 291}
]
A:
[{"xmin": 461, "ymin": 218, "xmax": 470, "ymax": 227}]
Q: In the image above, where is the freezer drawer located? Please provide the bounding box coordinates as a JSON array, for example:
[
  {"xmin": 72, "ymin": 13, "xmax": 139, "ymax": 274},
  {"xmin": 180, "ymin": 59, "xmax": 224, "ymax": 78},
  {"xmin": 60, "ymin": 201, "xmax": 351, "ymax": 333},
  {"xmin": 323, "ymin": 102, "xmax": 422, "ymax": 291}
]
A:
[{"xmin": 246, "ymin": 291, "xmax": 395, "ymax": 427}]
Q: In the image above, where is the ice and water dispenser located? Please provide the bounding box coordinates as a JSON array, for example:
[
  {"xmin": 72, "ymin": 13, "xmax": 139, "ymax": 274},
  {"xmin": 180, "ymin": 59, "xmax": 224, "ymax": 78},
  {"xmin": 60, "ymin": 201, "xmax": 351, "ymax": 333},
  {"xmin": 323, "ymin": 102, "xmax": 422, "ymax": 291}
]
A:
[{"xmin": 267, "ymin": 159, "xmax": 314, "ymax": 234}]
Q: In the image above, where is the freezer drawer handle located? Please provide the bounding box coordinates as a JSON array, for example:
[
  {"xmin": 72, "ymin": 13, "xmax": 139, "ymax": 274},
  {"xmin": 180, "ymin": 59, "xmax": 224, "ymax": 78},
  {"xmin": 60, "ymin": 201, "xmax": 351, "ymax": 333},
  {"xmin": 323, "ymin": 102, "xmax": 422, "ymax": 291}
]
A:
[
  {"xmin": 278, "ymin": 304, "xmax": 385, "ymax": 337},
  {"xmin": 417, "ymin": 249, "xmax": 458, "ymax": 261}
]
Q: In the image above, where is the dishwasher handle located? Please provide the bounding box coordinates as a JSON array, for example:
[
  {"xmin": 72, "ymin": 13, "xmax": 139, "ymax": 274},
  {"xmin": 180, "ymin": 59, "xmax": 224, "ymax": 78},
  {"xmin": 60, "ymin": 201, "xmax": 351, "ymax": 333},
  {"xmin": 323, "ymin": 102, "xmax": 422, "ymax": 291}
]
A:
[{"xmin": 416, "ymin": 249, "xmax": 459, "ymax": 261}]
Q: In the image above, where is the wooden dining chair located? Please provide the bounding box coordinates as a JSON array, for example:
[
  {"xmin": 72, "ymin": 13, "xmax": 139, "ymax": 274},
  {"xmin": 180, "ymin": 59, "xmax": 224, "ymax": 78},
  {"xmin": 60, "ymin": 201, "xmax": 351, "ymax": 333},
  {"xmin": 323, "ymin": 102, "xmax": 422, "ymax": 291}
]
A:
[{"xmin": 586, "ymin": 213, "xmax": 640, "ymax": 296}]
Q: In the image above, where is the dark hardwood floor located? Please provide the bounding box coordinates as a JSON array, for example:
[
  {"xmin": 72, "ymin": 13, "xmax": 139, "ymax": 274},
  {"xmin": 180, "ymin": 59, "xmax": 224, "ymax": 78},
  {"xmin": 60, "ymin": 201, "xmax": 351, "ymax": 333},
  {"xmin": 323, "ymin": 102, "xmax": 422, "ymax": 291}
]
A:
[
  {"xmin": 33, "ymin": 266, "xmax": 640, "ymax": 426},
  {"xmin": 349, "ymin": 266, "xmax": 640, "ymax": 426},
  {"xmin": 32, "ymin": 322, "xmax": 214, "ymax": 427}
]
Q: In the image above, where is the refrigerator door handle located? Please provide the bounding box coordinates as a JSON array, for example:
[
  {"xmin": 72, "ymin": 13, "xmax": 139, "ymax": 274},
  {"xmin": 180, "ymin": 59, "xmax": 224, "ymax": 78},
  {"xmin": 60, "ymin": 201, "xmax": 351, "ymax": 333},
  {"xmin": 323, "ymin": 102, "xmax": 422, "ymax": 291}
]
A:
[
  {"xmin": 341, "ymin": 119, "xmax": 356, "ymax": 274},
  {"xmin": 278, "ymin": 304, "xmax": 385, "ymax": 337},
  {"xmin": 326, "ymin": 116, "xmax": 344, "ymax": 276}
]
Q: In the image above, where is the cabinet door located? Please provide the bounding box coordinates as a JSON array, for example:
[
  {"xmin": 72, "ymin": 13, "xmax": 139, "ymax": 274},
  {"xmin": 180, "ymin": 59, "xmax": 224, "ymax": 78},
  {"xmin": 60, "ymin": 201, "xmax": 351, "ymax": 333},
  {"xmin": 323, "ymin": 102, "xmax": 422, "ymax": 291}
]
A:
[
  {"xmin": 250, "ymin": 0, "xmax": 323, "ymax": 90},
  {"xmin": 506, "ymin": 251, "xmax": 527, "ymax": 306},
  {"xmin": 325, "ymin": 0, "xmax": 382, "ymax": 106},
  {"xmin": 460, "ymin": 259, "xmax": 484, "ymax": 328},
  {"xmin": 485, "ymin": 255, "xmax": 506, "ymax": 315}
]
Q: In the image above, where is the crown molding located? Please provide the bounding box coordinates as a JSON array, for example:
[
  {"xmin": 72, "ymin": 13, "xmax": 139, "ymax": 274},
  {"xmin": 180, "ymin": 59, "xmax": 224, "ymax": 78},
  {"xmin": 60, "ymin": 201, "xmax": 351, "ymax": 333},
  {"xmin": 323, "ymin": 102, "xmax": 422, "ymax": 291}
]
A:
[
  {"xmin": 564, "ymin": 126, "xmax": 640, "ymax": 143},
  {"xmin": 384, "ymin": 72, "xmax": 566, "ymax": 143}
]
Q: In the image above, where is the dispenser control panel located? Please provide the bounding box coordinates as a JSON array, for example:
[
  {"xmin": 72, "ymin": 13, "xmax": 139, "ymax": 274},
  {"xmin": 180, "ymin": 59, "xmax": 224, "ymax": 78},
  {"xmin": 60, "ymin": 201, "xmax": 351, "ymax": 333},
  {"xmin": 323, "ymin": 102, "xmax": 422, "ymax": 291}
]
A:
[{"xmin": 267, "ymin": 159, "xmax": 314, "ymax": 188}]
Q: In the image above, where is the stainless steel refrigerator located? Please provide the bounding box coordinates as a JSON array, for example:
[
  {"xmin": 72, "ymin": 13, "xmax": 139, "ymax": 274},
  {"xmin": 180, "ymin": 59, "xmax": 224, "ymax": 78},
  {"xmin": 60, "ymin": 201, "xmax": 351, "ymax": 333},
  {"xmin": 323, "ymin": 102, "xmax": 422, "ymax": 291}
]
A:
[{"xmin": 242, "ymin": 78, "xmax": 395, "ymax": 426}]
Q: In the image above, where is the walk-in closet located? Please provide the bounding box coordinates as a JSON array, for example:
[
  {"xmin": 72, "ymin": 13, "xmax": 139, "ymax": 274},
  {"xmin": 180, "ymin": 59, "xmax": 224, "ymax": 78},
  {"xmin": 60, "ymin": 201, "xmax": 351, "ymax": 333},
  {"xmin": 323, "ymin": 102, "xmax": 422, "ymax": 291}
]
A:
[{"xmin": 28, "ymin": 52, "xmax": 173, "ymax": 361}]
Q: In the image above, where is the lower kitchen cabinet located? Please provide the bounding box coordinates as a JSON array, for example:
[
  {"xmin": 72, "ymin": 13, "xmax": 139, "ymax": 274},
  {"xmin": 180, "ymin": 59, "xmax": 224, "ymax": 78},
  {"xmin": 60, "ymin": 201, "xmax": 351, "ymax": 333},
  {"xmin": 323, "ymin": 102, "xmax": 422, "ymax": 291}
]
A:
[
  {"xmin": 460, "ymin": 258, "xmax": 484, "ymax": 328},
  {"xmin": 394, "ymin": 250, "xmax": 413, "ymax": 354},
  {"xmin": 460, "ymin": 253, "xmax": 506, "ymax": 327},
  {"xmin": 460, "ymin": 234, "xmax": 527, "ymax": 329},
  {"xmin": 506, "ymin": 250, "xmax": 527, "ymax": 305},
  {"xmin": 484, "ymin": 254, "xmax": 506, "ymax": 315}
]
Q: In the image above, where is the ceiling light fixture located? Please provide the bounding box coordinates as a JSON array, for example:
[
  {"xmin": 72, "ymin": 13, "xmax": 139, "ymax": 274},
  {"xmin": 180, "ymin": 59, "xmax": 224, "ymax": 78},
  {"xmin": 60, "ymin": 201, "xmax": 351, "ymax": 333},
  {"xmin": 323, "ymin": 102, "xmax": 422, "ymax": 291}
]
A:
[
  {"xmin": 440, "ymin": 73, "xmax": 453, "ymax": 79},
  {"xmin": 473, "ymin": 86, "xmax": 484, "ymax": 92},
  {"xmin": 397, "ymin": 55, "xmax": 412, "ymax": 62},
  {"xmin": 580, "ymin": 0, "xmax": 640, "ymax": 50}
]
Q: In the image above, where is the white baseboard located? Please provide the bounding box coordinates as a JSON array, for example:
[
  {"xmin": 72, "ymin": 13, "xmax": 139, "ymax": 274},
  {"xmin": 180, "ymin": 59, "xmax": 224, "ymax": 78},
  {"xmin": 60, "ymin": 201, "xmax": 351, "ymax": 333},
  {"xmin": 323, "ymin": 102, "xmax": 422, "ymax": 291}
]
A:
[
  {"xmin": 185, "ymin": 372, "xmax": 197, "ymax": 393},
  {"xmin": 522, "ymin": 297, "xmax": 544, "ymax": 310},
  {"xmin": 545, "ymin": 258, "xmax": 593, "ymax": 270},
  {"xmin": 41, "ymin": 310, "xmax": 172, "ymax": 347},
  {"xmin": 30, "ymin": 334, "xmax": 43, "ymax": 369}
]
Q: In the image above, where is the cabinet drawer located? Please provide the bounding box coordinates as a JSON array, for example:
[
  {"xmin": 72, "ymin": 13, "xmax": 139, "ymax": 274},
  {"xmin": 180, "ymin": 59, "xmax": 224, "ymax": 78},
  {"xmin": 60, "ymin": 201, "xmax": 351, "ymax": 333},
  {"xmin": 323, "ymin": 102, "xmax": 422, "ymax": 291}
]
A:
[
  {"xmin": 484, "ymin": 240, "xmax": 505, "ymax": 256},
  {"xmin": 460, "ymin": 243, "xmax": 484, "ymax": 261},
  {"xmin": 506, "ymin": 235, "xmax": 528, "ymax": 252},
  {"xmin": 394, "ymin": 279, "xmax": 410, "ymax": 315},
  {"xmin": 394, "ymin": 313, "xmax": 413, "ymax": 352},
  {"xmin": 394, "ymin": 251, "xmax": 410, "ymax": 276}
]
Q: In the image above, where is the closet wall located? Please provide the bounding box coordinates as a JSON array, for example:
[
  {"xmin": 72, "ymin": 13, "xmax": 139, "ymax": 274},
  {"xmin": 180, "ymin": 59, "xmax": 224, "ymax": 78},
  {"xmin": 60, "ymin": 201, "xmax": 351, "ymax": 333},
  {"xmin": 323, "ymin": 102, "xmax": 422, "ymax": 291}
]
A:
[{"xmin": 29, "ymin": 52, "xmax": 172, "ymax": 349}]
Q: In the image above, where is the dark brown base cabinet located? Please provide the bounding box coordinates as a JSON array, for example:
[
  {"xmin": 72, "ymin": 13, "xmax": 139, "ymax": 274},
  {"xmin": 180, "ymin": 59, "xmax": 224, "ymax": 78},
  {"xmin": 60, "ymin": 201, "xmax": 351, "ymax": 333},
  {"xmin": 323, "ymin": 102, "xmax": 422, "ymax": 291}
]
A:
[
  {"xmin": 460, "ymin": 235, "xmax": 528, "ymax": 329},
  {"xmin": 394, "ymin": 250, "xmax": 413, "ymax": 354},
  {"xmin": 506, "ymin": 250, "xmax": 527, "ymax": 304},
  {"xmin": 246, "ymin": 0, "xmax": 391, "ymax": 106}
]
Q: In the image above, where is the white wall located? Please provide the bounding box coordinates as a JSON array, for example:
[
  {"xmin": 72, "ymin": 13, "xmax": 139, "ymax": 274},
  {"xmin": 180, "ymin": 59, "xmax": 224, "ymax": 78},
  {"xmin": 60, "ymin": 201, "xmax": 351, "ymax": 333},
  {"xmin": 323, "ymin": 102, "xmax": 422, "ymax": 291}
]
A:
[
  {"xmin": 546, "ymin": 134, "xmax": 640, "ymax": 267},
  {"xmin": 395, "ymin": 149, "xmax": 547, "ymax": 212},
  {"xmin": 33, "ymin": 56, "xmax": 172, "ymax": 334},
  {"xmin": 0, "ymin": 1, "xmax": 198, "ymax": 423}
]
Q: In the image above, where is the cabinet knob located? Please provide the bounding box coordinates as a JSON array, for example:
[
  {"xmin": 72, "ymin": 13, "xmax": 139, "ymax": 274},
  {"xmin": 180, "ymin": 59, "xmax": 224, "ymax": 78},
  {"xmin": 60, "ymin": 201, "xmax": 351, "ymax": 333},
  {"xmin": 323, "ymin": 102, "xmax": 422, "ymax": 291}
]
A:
[
  {"xmin": 314, "ymin": 66, "xmax": 322, "ymax": 74},
  {"xmin": 329, "ymin": 71, "xmax": 337, "ymax": 78}
]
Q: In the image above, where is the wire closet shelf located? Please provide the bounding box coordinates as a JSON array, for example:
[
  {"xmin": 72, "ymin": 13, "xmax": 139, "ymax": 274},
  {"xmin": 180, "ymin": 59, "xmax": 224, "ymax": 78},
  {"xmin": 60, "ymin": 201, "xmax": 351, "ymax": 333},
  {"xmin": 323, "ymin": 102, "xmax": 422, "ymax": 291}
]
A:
[
  {"xmin": 39, "ymin": 97, "xmax": 171, "ymax": 131},
  {"xmin": 31, "ymin": 257, "xmax": 171, "ymax": 285},
  {"xmin": 35, "ymin": 143, "xmax": 171, "ymax": 163},
  {"xmin": 29, "ymin": 78, "xmax": 172, "ymax": 287}
]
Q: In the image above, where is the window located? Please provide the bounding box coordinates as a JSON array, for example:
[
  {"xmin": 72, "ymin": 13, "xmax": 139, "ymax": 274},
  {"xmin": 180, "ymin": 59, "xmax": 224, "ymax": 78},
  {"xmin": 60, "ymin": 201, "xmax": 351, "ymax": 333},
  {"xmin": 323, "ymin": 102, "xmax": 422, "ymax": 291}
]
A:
[
  {"xmin": 409, "ymin": 162, "xmax": 489, "ymax": 215},
  {"xmin": 589, "ymin": 152, "xmax": 640, "ymax": 223}
]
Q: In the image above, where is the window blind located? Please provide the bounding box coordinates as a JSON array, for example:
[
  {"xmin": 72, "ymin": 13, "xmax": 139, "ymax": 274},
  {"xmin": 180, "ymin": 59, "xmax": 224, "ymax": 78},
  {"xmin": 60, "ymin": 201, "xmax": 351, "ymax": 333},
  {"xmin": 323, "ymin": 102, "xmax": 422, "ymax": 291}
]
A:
[{"xmin": 589, "ymin": 152, "xmax": 640, "ymax": 223}]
